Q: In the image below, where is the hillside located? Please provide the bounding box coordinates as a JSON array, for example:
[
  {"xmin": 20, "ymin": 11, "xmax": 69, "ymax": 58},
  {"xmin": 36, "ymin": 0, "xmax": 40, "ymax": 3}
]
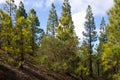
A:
[
  {"xmin": 0, "ymin": 62, "xmax": 80, "ymax": 80},
  {"xmin": 0, "ymin": 62, "xmax": 105, "ymax": 80}
]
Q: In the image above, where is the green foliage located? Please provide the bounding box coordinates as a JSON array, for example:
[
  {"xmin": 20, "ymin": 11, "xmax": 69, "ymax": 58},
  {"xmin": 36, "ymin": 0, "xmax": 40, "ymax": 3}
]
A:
[
  {"xmin": 46, "ymin": 3, "xmax": 58, "ymax": 36},
  {"xmin": 101, "ymin": 0, "xmax": 120, "ymax": 79},
  {"xmin": 55, "ymin": 0, "xmax": 79, "ymax": 73},
  {"xmin": 4, "ymin": 0, "xmax": 17, "ymax": 23},
  {"xmin": 27, "ymin": 9, "xmax": 44, "ymax": 55},
  {"xmin": 14, "ymin": 16, "xmax": 32, "ymax": 67},
  {"xmin": 78, "ymin": 40, "xmax": 89, "ymax": 76},
  {"xmin": 0, "ymin": 12, "xmax": 13, "ymax": 54},
  {"xmin": 15, "ymin": 1, "xmax": 27, "ymax": 20},
  {"xmin": 37, "ymin": 34, "xmax": 79, "ymax": 73},
  {"xmin": 96, "ymin": 17, "xmax": 106, "ymax": 76},
  {"xmin": 0, "ymin": 1, "xmax": 120, "ymax": 79},
  {"xmin": 57, "ymin": 0, "xmax": 75, "ymax": 41},
  {"xmin": 83, "ymin": 5, "xmax": 97, "ymax": 76},
  {"xmin": 112, "ymin": 72, "xmax": 120, "ymax": 80},
  {"xmin": 17, "ymin": 61, "xmax": 24, "ymax": 68},
  {"xmin": 0, "ymin": 10, "xmax": 17, "ymax": 66},
  {"xmin": 37, "ymin": 36, "xmax": 62, "ymax": 70}
]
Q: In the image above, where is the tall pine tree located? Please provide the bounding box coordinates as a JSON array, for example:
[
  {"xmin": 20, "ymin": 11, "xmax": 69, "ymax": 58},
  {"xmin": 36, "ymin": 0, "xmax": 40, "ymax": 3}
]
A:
[
  {"xmin": 15, "ymin": 17, "xmax": 31, "ymax": 68},
  {"xmin": 0, "ymin": 10, "xmax": 15, "ymax": 64},
  {"xmin": 102, "ymin": 0, "xmax": 120, "ymax": 79},
  {"xmin": 97, "ymin": 17, "xmax": 106, "ymax": 76},
  {"xmin": 46, "ymin": 3, "xmax": 58, "ymax": 36},
  {"xmin": 57, "ymin": 0, "xmax": 78, "ymax": 73},
  {"xmin": 79, "ymin": 40, "xmax": 89, "ymax": 78},
  {"xmin": 4, "ymin": 0, "xmax": 17, "ymax": 19},
  {"xmin": 57, "ymin": 0, "xmax": 76, "ymax": 41},
  {"xmin": 15, "ymin": 1, "xmax": 27, "ymax": 20},
  {"xmin": 27, "ymin": 9, "xmax": 43, "ymax": 55},
  {"xmin": 0, "ymin": 10, "xmax": 4, "ymax": 50},
  {"xmin": 83, "ymin": 5, "xmax": 97, "ymax": 76},
  {"xmin": 14, "ymin": 2, "xmax": 29, "ymax": 68}
]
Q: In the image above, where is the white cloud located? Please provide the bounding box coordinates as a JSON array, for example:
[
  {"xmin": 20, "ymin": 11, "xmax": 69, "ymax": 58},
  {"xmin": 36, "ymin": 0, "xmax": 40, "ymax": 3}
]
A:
[
  {"xmin": 72, "ymin": 11, "xmax": 85, "ymax": 40},
  {"xmin": 23, "ymin": 0, "xmax": 54, "ymax": 9},
  {"xmin": 33, "ymin": 1, "xmax": 43, "ymax": 8},
  {"xmin": 23, "ymin": 0, "xmax": 44, "ymax": 9},
  {"xmin": 0, "ymin": 0, "xmax": 5, "ymax": 4},
  {"xmin": 15, "ymin": 0, "xmax": 24, "ymax": 6},
  {"xmin": 0, "ymin": 0, "xmax": 24, "ymax": 6},
  {"xmin": 70, "ymin": 0, "xmax": 114, "ymax": 15},
  {"xmin": 45, "ymin": 0, "xmax": 63, "ymax": 7},
  {"xmin": 45, "ymin": 0, "xmax": 55, "ymax": 7}
]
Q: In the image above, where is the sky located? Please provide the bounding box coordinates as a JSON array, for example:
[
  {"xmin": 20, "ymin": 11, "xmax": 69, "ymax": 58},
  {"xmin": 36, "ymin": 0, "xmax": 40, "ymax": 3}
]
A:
[{"xmin": 0, "ymin": 0, "xmax": 114, "ymax": 40}]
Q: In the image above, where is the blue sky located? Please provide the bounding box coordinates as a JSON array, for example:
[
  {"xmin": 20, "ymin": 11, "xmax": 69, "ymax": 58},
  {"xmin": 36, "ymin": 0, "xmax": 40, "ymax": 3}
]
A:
[{"xmin": 0, "ymin": 0, "xmax": 114, "ymax": 39}]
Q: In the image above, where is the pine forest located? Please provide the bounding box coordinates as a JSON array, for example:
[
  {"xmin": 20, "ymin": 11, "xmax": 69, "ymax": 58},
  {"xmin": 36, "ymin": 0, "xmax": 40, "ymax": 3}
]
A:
[{"xmin": 0, "ymin": 0, "xmax": 120, "ymax": 80}]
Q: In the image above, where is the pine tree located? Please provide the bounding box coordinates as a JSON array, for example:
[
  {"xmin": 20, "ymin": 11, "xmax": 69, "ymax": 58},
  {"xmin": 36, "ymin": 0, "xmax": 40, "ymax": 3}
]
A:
[
  {"xmin": 4, "ymin": 0, "xmax": 17, "ymax": 17},
  {"xmin": 57, "ymin": 0, "xmax": 76, "ymax": 41},
  {"xmin": 46, "ymin": 3, "xmax": 58, "ymax": 36},
  {"xmin": 0, "ymin": 10, "xmax": 4, "ymax": 50},
  {"xmin": 79, "ymin": 40, "xmax": 89, "ymax": 78},
  {"xmin": 0, "ymin": 10, "xmax": 15, "ymax": 64},
  {"xmin": 83, "ymin": 5, "xmax": 97, "ymax": 76},
  {"xmin": 100, "ymin": 17, "xmax": 106, "ymax": 33},
  {"xmin": 102, "ymin": 0, "xmax": 120, "ymax": 79},
  {"xmin": 27, "ymin": 9, "xmax": 42, "ymax": 55},
  {"xmin": 14, "ymin": 2, "xmax": 29, "ymax": 68},
  {"xmin": 15, "ymin": 1, "xmax": 27, "ymax": 20},
  {"xmin": 2, "ymin": 0, "xmax": 16, "ymax": 56},
  {"xmin": 97, "ymin": 17, "xmax": 106, "ymax": 76},
  {"xmin": 15, "ymin": 17, "xmax": 31, "ymax": 68},
  {"xmin": 57, "ymin": 0, "xmax": 78, "ymax": 72}
]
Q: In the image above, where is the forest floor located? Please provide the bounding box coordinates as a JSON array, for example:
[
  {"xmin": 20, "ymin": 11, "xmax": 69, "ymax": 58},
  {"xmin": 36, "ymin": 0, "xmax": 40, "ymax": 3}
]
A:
[{"xmin": 0, "ymin": 62, "xmax": 104, "ymax": 80}]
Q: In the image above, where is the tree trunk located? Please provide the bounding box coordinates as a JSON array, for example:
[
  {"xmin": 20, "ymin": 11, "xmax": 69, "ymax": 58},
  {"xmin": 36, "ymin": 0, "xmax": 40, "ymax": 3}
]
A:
[
  {"xmin": 97, "ymin": 60, "xmax": 100, "ymax": 76},
  {"xmin": 89, "ymin": 27, "xmax": 93, "ymax": 76},
  {"xmin": 20, "ymin": 28, "xmax": 24, "ymax": 68}
]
